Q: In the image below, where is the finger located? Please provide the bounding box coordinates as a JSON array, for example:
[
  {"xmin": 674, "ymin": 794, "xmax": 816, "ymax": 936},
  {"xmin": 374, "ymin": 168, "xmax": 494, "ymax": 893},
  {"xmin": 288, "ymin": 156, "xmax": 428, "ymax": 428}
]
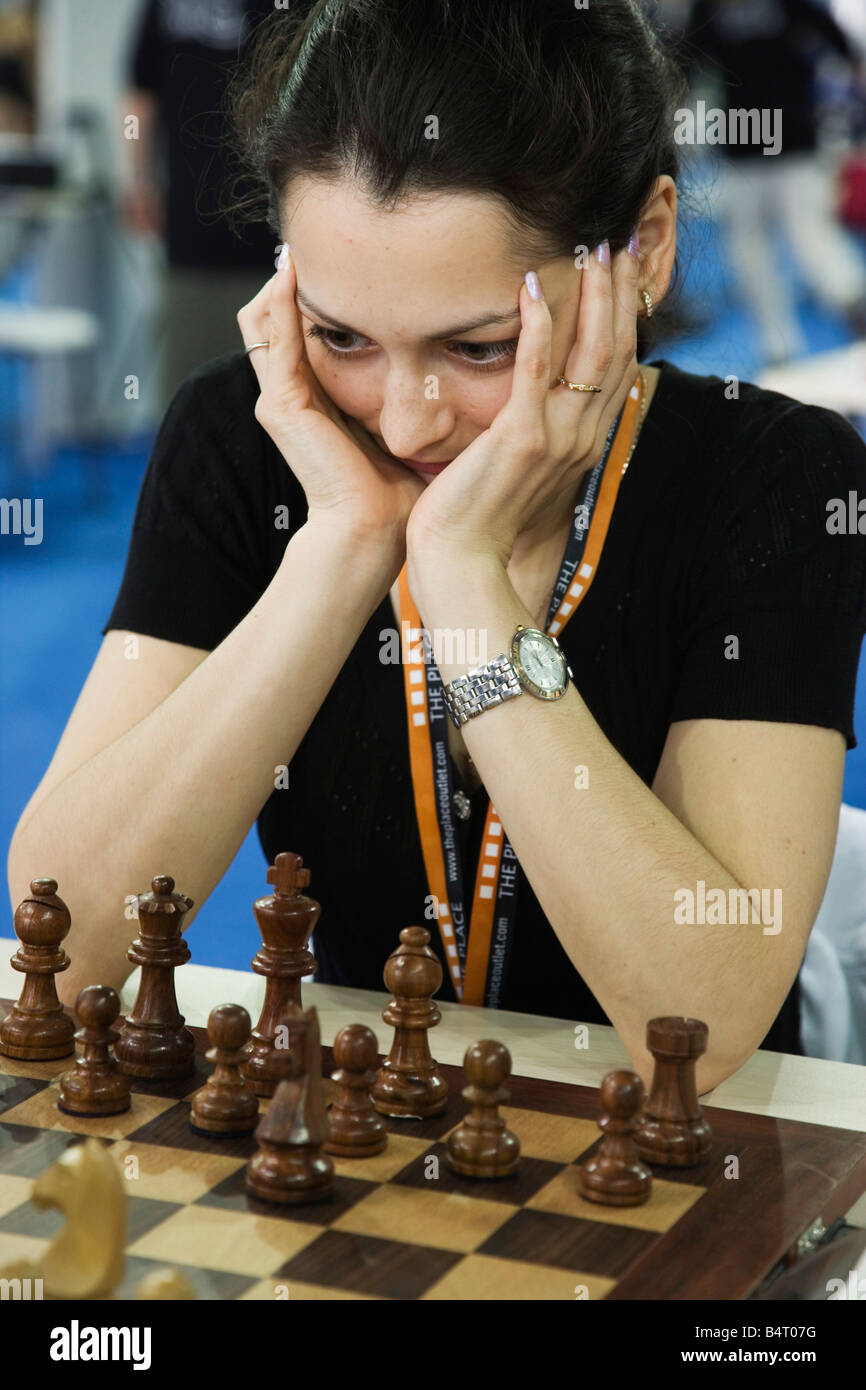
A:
[
  {"xmin": 505, "ymin": 272, "xmax": 554, "ymax": 435},
  {"xmin": 262, "ymin": 248, "xmax": 304, "ymax": 394},
  {"xmin": 237, "ymin": 274, "xmax": 277, "ymax": 391},
  {"xmin": 609, "ymin": 237, "xmax": 641, "ymax": 386},
  {"xmin": 577, "ymin": 241, "xmax": 643, "ymax": 450},
  {"xmin": 549, "ymin": 240, "xmax": 617, "ymax": 446},
  {"xmin": 559, "ymin": 241, "xmax": 615, "ymax": 393}
]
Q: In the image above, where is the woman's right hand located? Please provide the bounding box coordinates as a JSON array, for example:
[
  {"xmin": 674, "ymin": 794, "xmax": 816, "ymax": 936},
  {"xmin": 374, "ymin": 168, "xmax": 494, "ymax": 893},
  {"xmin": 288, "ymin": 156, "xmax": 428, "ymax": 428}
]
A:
[{"xmin": 237, "ymin": 250, "xmax": 426, "ymax": 557}]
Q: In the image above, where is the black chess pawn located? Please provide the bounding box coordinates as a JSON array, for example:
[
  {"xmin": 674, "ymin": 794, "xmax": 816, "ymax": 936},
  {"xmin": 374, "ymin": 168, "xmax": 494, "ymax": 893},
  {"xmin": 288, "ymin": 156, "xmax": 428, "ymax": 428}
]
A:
[
  {"xmin": 324, "ymin": 1024, "xmax": 387, "ymax": 1157},
  {"xmin": 0, "ymin": 878, "xmax": 75, "ymax": 1060},
  {"xmin": 58, "ymin": 986, "xmax": 131, "ymax": 1116},
  {"xmin": 578, "ymin": 1070, "xmax": 652, "ymax": 1207},
  {"xmin": 370, "ymin": 926, "xmax": 448, "ymax": 1118},
  {"xmin": 446, "ymin": 1040, "xmax": 520, "ymax": 1178},
  {"xmin": 190, "ymin": 1004, "xmax": 259, "ymax": 1136}
]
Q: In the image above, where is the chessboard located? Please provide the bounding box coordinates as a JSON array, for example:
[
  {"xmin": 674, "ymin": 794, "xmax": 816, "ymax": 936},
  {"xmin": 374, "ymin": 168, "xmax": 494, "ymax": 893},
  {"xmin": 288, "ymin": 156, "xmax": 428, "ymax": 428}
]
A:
[{"xmin": 2, "ymin": 1015, "xmax": 866, "ymax": 1301}]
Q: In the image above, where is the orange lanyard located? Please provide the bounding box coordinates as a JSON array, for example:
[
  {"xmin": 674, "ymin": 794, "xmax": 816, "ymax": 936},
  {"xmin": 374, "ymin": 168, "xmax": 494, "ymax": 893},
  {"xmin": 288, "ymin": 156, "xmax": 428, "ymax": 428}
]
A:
[{"xmin": 399, "ymin": 373, "xmax": 644, "ymax": 1003}]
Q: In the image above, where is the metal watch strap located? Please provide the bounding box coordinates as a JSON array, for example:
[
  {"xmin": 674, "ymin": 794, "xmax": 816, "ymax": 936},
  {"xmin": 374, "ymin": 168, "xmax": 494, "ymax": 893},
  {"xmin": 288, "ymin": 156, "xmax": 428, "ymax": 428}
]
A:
[{"xmin": 443, "ymin": 653, "xmax": 523, "ymax": 729}]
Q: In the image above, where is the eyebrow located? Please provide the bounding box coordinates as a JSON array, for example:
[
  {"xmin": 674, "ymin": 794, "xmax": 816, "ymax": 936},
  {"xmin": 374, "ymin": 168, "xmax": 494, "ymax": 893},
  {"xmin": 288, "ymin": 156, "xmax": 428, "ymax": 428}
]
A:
[{"xmin": 294, "ymin": 288, "xmax": 522, "ymax": 339}]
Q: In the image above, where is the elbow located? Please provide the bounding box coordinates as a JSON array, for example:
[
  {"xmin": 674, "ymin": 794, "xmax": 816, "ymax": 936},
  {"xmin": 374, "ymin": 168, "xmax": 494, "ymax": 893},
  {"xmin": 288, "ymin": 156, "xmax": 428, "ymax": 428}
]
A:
[{"xmin": 621, "ymin": 1025, "xmax": 763, "ymax": 1101}]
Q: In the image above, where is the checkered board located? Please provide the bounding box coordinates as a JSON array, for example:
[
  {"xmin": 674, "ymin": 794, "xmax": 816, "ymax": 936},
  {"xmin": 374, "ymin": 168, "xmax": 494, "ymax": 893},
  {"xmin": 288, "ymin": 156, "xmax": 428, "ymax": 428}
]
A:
[{"xmin": 2, "ymin": 1019, "xmax": 866, "ymax": 1301}]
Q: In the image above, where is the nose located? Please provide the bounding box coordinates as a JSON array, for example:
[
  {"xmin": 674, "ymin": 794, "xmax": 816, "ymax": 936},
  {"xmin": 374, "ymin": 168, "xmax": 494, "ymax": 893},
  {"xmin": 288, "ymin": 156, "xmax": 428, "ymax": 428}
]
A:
[{"xmin": 376, "ymin": 370, "xmax": 454, "ymax": 460}]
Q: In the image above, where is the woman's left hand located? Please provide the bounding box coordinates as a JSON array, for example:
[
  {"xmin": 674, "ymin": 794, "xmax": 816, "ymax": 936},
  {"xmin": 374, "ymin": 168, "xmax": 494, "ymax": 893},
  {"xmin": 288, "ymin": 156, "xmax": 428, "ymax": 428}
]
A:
[{"xmin": 405, "ymin": 240, "xmax": 642, "ymax": 572}]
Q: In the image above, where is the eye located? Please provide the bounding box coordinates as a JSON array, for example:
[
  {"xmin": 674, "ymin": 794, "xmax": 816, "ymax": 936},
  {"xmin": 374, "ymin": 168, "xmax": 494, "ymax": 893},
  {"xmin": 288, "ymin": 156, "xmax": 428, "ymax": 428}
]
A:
[
  {"xmin": 305, "ymin": 325, "xmax": 366, "ymax": 355},
  {"xmin": 305, "ymin": 325, "xmax": 518, "ymax": 374},
  {"xmin": 452, "ymin": 339, "xmax": 519, "ymax": 371}
]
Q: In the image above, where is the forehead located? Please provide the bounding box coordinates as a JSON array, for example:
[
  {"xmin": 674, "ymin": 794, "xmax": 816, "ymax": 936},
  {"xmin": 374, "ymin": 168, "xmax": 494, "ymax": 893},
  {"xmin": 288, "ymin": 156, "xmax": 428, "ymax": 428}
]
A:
[
  {"xmin": 284, "ymin": 175, "xmax": 524, "ymax": 268},
  {"xmin": 281, "ymin": 175, "xmax": 535, "ymax": 334}
]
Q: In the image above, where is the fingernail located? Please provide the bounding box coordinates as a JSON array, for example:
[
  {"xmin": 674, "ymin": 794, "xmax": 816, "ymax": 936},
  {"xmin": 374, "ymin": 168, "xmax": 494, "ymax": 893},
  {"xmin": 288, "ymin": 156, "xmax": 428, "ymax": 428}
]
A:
[
  {"xmin": 277, "ymin": 243, "xmax": 290, "ymax": 270},
  {"xmin": 525, "ymin": 270, "xmax": 543, "ymax": 301},
  {"xmin": 596, "ymin": 240, "xmax": 610, "ymax": 266},
  {"xmin": 628, "ymin": 232, "xmax": 640, "ymax": 258}
]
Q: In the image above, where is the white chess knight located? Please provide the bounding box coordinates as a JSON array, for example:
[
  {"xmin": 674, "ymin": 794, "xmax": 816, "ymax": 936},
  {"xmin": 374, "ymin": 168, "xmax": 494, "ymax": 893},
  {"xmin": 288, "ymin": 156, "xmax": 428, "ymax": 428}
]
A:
[
  {"xmin": 0, "ymin": 1137, "xmax": 195, "ymax": 1300},
  {"xmin": 0, "ymin": 1138, "xmax": 125, "ymax": 1299}
]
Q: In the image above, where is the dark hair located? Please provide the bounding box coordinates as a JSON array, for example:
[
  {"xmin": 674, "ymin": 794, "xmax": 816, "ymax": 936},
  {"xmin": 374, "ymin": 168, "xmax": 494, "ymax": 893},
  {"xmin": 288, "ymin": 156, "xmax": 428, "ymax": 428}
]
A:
[{"xmin": 227, "ymin": 0, "xmax": 698, "ymax": 356}]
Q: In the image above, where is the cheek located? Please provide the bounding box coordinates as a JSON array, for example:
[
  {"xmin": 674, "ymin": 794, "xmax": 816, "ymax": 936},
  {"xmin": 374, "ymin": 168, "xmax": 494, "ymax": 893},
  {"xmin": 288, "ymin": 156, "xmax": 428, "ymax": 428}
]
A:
[
  {"xmin": 306, "ymin": 349, "xmax": 375, "ymax": 413},
  {"xmin": 454, "ymin": 377, "xmax": 513, "ymax": 430}
]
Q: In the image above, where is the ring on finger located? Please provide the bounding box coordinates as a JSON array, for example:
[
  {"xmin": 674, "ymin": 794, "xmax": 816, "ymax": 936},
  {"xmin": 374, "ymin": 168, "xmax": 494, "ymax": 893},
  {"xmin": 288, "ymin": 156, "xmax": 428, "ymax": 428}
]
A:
[
  {"xmin": 244, "ymin": 340, "xmax": 270, "ymax": 355},
  {"xmin": 555, "ymin": 377, "xmax": 602, "ymax": 392}
]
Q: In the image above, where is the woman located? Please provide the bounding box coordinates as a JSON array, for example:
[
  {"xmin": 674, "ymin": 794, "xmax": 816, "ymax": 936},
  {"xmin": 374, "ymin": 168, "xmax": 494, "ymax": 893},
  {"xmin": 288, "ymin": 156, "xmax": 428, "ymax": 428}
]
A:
[{"xmin": 9, "ymin": 0, "xmax": 866, "ymax": 1094}]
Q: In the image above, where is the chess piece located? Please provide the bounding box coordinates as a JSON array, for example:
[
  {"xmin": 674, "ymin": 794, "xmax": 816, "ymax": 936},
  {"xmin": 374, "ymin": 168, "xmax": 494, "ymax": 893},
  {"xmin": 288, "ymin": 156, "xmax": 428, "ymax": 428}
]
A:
[
  {"xmin": 578, "ymin": 1069, "xmax": 653, "ymax": 1207},
  {"xmin": 241, "ymin": 852, "xmax": 319, "ymax": 1097},
  {"xmin": 324, "ymin": 1024, "xmax": 387, "ymax": 1157},
  {"xmin": 371, "ymin": 927, "xmax": 448, "ymax": 1118},
  {"xmin": 137, "ymin": 1268, "xmax": 197, "ymax": 1299},
  {"xmin": 446, "ymin": 1040, "xmax": 520, "ymax": 1178},
  {"xmin": 58, "ymin": 985, "xmax": 131, "ymax": 1117},
  {"xmin": 0, "ymin": 878, "xmax": 75, "ymax": 1060},
  {"xmin": 0, "ymin": 1138, "xmax": 126, "ymax": 1298},
  {"xmin": 246, "ymin": 1006, "xmax": 334, "ymax": 1204},
  {"xmin": 114, "ymin": 876, "xmax": 195, "ymax": 1079},
  {"xmin": 634, "ymin": 1016, "xmax": 713, "ymax": 1167},
  {"xmin": 190, "ymin": 1004, "xmax": 259, "ymax": 1136}
]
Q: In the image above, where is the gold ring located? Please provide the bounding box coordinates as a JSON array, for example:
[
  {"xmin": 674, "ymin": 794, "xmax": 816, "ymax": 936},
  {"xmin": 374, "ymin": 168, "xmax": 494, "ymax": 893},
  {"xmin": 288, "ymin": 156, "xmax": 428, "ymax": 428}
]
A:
[{"xmin": 556, "ymin": 378, "xmax": 603, "ymax": 392}]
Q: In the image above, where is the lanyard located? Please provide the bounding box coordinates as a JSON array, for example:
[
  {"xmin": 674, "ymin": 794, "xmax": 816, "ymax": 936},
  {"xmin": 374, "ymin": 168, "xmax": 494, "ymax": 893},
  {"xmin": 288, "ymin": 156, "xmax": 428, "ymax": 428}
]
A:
[{"xmin": 399, "ymin": 372, "xmax": 644, "ymax": 1004}]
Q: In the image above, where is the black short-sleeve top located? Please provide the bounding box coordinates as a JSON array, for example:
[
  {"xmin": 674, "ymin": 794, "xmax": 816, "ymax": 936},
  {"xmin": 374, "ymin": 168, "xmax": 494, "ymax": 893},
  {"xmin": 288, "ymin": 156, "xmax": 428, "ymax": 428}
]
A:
[{"xmin": 102, "ymin": 351, "xmax": 866, "ymax": 1054}]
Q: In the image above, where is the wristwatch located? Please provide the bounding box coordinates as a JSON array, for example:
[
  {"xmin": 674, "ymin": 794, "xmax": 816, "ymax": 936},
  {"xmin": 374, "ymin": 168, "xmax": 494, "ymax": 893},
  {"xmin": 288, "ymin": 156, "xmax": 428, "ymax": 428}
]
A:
[{"xmin": 442, "ymin": 625, "xmax": 574, "ymax": 729}]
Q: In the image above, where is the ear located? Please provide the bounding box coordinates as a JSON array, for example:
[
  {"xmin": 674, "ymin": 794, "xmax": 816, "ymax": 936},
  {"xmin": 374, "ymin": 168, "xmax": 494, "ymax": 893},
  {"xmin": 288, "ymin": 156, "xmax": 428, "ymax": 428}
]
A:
[{"xmin": 632, "ymin": 176, "xmax": 678, "ymax": 309}]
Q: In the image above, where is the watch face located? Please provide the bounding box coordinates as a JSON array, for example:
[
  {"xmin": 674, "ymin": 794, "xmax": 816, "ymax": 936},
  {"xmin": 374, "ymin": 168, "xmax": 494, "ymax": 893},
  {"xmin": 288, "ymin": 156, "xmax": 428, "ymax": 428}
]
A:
[{"xmin": 514, "ymin": 629, "xmax": 566, "ymax": 693}]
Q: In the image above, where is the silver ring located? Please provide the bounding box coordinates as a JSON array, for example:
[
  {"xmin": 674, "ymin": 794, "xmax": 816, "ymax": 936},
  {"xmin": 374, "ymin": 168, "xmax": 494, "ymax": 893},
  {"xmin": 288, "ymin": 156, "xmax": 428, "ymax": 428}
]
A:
[
  {"xmin": 556, "ymin": 378, "xmax": 602, "ymax": 392},
  {"xmin": 244, "ymin": 341, "xmax": 270, "ymax": 355}
]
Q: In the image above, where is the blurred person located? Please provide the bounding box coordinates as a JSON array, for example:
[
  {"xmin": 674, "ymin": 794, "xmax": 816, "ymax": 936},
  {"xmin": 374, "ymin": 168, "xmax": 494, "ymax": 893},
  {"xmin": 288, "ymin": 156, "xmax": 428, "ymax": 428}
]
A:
[
  {"xmin": 121, "ymin": 0, "xmax": 306, "ymax": 409},
  {"xmin": 686, "ymin": 0, "xmax": 866, "ymax": 363},
  {"xmin": 0, "ymin": 0, "xmax": 35, "ymax": 136}
]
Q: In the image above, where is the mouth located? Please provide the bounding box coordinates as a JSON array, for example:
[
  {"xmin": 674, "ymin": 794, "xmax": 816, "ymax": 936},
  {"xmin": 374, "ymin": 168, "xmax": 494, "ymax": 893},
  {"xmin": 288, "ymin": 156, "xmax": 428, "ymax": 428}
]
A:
[
  {"xmin": 396, "ymin": 457, "xmax": 453, "ymax": 476},
  {"xmin": 374, "ymin": 438, "xmax": 454, "ymax": 475}
]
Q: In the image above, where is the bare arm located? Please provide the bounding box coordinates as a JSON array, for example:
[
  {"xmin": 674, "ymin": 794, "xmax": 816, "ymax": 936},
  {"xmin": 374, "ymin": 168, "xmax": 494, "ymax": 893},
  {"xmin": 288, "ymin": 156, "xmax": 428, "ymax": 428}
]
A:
[
  {"xmin": 7, "ymin": 520, "xmax": 397, "ymax": 1005},
  {"xmin": 410, "ymin": 551, "xmax": 844, "ymax": 1095}
]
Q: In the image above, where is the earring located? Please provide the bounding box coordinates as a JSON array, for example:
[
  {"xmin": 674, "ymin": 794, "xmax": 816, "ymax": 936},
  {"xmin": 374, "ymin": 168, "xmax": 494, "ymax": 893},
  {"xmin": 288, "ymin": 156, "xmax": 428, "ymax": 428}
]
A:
[{"xmin": 639, "ymin": 289, "xmax": 654, "ymax": 319}]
